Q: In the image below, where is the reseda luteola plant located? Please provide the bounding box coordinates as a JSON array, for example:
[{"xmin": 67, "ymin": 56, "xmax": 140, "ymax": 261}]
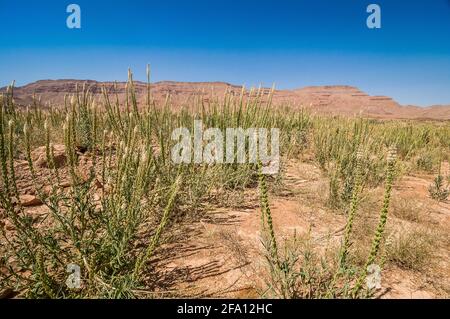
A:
[
  {"xmin": 258, "ymin": 143, "xmax": 400, "ymax": 298},
  {"xmin": 0, "ymin": 69, "xmax": 307, "ymax": 298},
  {"xmin": 0, "ymin": 67, "xmax": 448, "ymax": 298},
  {"xmin": 352, "ymin": 146, "xmax": 397, "ymax": 297}
]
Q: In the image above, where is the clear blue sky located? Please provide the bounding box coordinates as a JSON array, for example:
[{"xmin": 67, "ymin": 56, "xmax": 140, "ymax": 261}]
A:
[{"xmin": 0, "ymin": 0, "xmax": 449, "ymax": 106}]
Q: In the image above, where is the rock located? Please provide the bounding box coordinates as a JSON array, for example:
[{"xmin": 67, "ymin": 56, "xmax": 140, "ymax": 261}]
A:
[
  {"xmin": 32, "ymin": 144, "xmax": 67, "ymax": 168},
  {"xmin": 19, "ymin": 194, "xmax": 43, "ymax": 207},
  {"xmin": 14, "ymin": 160, "xmax": 28, "ymax": 169},
  {"xmin": 93, "ymin": 193, "xmax": 101, "ymax": 202},
  {"xmin": 94, "ymin": 179, "xmax": 103, "ymax": 189},
  {"xmin": 1, "ymin": 219, "xmax": 14, "ymax": 231},
  {"xmin": 23, "ymin": 186, "xmax": 34, "ymax": 195},
  {"xmin": 43, "ymin": 185, "xmax": 56, "ymax": 196},
  {"xmin": 0, "ymin": 288, "xmax": 17, "ymax": 299},
  {"xmin": 60, "ymin": 180, "xmax": 71, "ymax": 188}
]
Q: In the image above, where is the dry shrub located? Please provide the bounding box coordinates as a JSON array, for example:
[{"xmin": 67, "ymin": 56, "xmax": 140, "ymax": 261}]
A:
[
  {"xmin": 386, "ymin": 226, "xmax": 436, "ymax": 271},
  {"xmin": 390, "ymin": 196, "xmax": 427, "ymax": 223}
]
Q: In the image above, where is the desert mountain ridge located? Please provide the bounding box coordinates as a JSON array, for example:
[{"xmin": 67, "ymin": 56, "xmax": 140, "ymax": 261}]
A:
[{"xmin": 1, "ymin": 79, "xmax": 450, "ymax": 120}]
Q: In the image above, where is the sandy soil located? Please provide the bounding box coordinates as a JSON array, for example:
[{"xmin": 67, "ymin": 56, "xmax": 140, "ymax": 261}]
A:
[
  {"xmin": 1, "ymin": 150, "xmax": 449, "ymax": 298},
  {"xmin": 148, "ymin": 160, "xmax": 450, "ymax": 298}
]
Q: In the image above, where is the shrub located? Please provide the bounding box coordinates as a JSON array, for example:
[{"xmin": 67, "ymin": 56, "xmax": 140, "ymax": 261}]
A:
[
  {"xmin": 428, "ymin": 174, "xmax": 449, "ymax": 201},
  {"xmin": 386, "ymin": 227, "xmax": 435, "ymax": 271}
]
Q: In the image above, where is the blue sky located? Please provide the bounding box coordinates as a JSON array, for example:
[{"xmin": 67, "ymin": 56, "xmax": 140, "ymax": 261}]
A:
[{"xmin": 0, "ymin": 0, "xmax": 449, "ymax": 106}]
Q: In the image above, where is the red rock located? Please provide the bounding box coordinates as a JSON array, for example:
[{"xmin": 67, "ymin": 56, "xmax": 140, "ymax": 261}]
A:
[{"xmin": 19, "ymin": 194, "xmax": 43, "ymax": 207}]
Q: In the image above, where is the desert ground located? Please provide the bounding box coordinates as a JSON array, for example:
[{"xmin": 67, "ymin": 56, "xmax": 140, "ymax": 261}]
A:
[{"xmin": 0, "ymin": 77, "xmax": 449, "ymax": 299}]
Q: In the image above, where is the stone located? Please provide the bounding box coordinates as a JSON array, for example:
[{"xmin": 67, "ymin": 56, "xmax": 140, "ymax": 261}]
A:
[
  {"xmin": 32, "ymin": 144, "xmax": 67, "ymax": 168},
  {"xmin": 19, "ymin": 194, "xmax": 43, "ymax": 207}
]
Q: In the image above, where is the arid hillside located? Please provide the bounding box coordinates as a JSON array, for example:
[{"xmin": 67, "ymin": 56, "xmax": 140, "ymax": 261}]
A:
[{"xmin": 2, "ymin": 80, "xmax": 450, "ymax": 120}]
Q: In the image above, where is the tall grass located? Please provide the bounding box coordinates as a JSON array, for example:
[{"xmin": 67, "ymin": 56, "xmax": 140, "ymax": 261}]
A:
[{"xmin": 1, "ymin": 70, "xmax": 448, "ymax": 298}]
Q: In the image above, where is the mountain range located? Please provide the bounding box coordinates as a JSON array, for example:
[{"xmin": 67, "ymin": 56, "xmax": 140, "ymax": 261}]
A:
[{"xmin": 2, "ymin": 80, "xmax": 449, "ymax": 120}]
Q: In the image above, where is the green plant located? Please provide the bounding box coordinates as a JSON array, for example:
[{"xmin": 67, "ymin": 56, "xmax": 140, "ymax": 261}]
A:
[
  {"xmin": 416, "ymin": 152, "xmax": 434, "ymax": 172},
  {"xmin": 352, "ymin": 147, "xmax": 397, "ymax": 297},
  {"xmin": 428, "ymin": 174, "xmax": 449, "ymax": 201},
  {"xmin": 386, "ymin": 227, "xmax": 435, "ymax": 271},
  {"xmin": 339, "ymin": 150, "xmax": 363, "ymax": 267},
  {"xmin": 258, "ymin": 161, "xmax": 354, "ymax": 299},
  {"xmin": 1, "ymin": 68, "xmax": 448, "ymax": 299}
]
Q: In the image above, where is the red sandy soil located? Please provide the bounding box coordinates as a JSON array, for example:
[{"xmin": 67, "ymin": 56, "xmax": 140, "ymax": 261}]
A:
[
  {"xmin": 1, "ymin": 147, "xmax": 449, "ymax": 298},
  {"xmin": 148, "ymin": 160, "xmax": 450, "ymax": 298}
]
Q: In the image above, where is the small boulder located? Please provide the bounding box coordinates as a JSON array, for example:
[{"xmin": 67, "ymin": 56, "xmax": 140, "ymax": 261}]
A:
[
  {"xmin": 59, "ymin": 180, "xmax": 71, "ymax": 188},
  {"xmin": 32, "ymin": 144, "xmax": 67, "ymax": 168},
  {"xmin": 19, "ymin": 194, "xmax": 43, "ymax": 207},
  {"xmin": 93, "ymin": 193, "xmax": 101, "ymax": 202},
  {"xmin": 1, "ymin": 219, "xmax": 15, "ymax": 231},
  {"xmin": 94, "ymin": 179, "xmax": 103, "ymax": 189},
  {"xmin": 0, "ymin": 287, "xmax": 17, "ymax": 299}
]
